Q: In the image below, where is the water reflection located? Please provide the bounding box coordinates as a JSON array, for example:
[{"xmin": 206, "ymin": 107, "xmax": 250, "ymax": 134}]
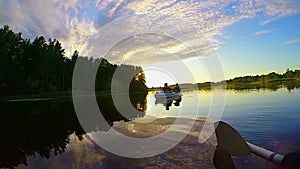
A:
[
  {"xmin": 155, "ymin": 96, "xmax": 182, "ymax": 110},
  {"xmin": 1, "ymin": 87, "xmax": 300, "ymax": 169},
  {"xmin": 224, "ymin": 80, "xmax": 300, "ymax": 92},
  {"xmin": 0, "ymin": 93, "xmax": 147, "ymax": 169},
  {"xmin": 17, "ymin": 117, "xmax": 216, "ymax": 169}
]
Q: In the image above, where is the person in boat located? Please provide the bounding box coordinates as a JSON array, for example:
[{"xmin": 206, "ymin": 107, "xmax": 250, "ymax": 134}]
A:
[
  {"xmin": 173, "ymin": 83, "xmax": 181, "ymax": 93},
  {"xmin": 162, "ymin": 83, "xmax": 172, "ymax": 92}
]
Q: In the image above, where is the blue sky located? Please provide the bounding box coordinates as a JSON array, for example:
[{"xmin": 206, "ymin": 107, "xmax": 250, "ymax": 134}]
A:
[
  {"xmin": 0, "ymin": 0, "xmax": 300, "ymax": 87},
  {"xmin": 219, "ymin": 13, "xmax": 300, "ymax": 79}
]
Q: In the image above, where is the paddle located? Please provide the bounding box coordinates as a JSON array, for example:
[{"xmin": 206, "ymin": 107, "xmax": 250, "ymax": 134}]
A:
[
  {"xmin": 213, "ymin": 121, "xmax": 300, "ymax": 169},
  {"xmin": 213, "ymin": 145, "xmax": 236, "ymax": 169}
]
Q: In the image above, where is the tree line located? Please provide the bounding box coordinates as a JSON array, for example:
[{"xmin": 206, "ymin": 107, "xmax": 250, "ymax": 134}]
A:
[
  {"xmin": 0, "ymin": 25, "xmax": 147, "ymax": 96},
  {"xmin": 197, "ymin": 69, "xmax": 300, "ymax": 90},
  {"xmin": 227, "ymin": 69, "xmax": 300, "ymax": 83},
  {"xmin": 225, "ymin": 69, "xmax": 300, "ymax": 90}
]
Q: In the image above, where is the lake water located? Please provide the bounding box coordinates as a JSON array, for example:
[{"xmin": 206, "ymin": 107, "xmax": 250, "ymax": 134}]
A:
[
  {"xmin": 148, "ymin": 88, "xmax": 300, "ymax": 147},
  {"xmin": 1, "ymin": 88, "xmax": 300, "ymax": 169}
]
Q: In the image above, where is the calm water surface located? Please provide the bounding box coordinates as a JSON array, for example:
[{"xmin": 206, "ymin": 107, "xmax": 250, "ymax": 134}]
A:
[
  {"xmin": 1, "ymin": 88, "xmax": 299, "ymax": 169},
  {"xmin": 149, "ymin": 88, "xmax": 300, "ymax": 149}
]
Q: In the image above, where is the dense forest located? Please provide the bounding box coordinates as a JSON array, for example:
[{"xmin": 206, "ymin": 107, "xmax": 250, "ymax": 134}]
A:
[
  {"xmin": 0, "ymin": 26, "xmax": 148, "ymax": 168},
  {"xmin": 0, "ymin": 25, "xmax": 147, "ymax": 97}
]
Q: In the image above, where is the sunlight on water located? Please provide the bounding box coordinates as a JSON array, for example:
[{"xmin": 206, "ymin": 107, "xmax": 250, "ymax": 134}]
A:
[
  {"xmin": 146, "ymin": 88, "xmax": 300, "ymax": 153},
  {"xmin": 2, "ymin": 88, "xmax": 299, "ymax": 169}
]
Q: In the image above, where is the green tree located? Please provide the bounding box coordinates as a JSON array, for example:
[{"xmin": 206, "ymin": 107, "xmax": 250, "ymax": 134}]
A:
[{"xmin": 0, "ymin": 25, "xmax": 148, "ymax": 96}]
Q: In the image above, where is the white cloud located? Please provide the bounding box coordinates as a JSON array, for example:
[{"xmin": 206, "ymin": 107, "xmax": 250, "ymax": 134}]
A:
[
  {"xmin": 254, "ymin": 29, "xmax": 274, "ymax": 36},
  {"xmin": 0, "ymin": 0, "xmax": 97, "ymax": 56},
  {"xmin": 233, "ymin": 0, "xmax": 300, "ymax": 24},
  {"xmin": 87, "ymin": 0, "xmax": 242, "ymax": 65},
  {"xmin": 283, "ymin": 38, "xmax": 300, "ymax": 45},
  {"xmin": 0, "ymin": 0, "xmax": 300, "ymax": 63},
  {"xmin": 256, "ymin": 0, "xmax": 300, "ymax": 25}
]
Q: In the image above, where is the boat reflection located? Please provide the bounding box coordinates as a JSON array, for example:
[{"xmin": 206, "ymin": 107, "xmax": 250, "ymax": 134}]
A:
[{"xmin": 154, "ymin": 92, "xmax": 182, "ymax": 110}]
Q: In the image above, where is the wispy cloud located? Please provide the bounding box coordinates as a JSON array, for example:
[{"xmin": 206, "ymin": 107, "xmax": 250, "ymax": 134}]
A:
[
  {"xmin": 258, "ymin": 0, "xmax": 300, "ymax": 25},
  {"xmin": 254, "ymin": 29, "xmax": 274, "ymax": 36},
  {"xmin": 283, "ymin": 38, "xmax": 300, "ymax": 45},
  {"xmin": 234, "ymin": 0, "xmax": 300, "ymax": 25},
  {"xmin": 0, "ymin": 0, "xmax": 300, "ymax": 65},
  {"xmin": 0, "ymin": 0, "xmax": 97, "ymax": 56}
]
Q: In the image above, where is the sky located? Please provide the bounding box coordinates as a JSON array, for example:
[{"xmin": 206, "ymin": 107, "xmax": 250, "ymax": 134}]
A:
[{"xmin": 0, "ymin": 0, "xmax": 300, "ymax": 87}]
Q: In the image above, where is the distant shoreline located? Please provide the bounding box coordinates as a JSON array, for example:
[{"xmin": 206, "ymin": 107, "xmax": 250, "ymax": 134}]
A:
[
  {"xmin": 2, "ymin": 70, "xmax": 300, "ymax": 101},
  {"xmin": 148, "ymin": 69, "xmax": 300, "ymax": 91}
]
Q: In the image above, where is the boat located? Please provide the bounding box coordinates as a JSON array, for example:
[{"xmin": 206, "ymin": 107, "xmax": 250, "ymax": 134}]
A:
[
  {"xmin": 154, "ymin": 92, "xmax": 182, "ymax": 99},
  {"xmin": 154, "ymin": 92, "xmax": 182, "ymax": 110}
]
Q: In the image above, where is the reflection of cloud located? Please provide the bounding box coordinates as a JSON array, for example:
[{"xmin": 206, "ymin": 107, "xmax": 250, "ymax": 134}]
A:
[
  {"xmin": 18, "ymin": 134, "xmax": 106, "ymax": 169},
  {"xmin": 254, "ymin": 29, "xmax": 274, "ymax": 36},
  {"xmin": 283, "ymin": 38, "xmax": 300, "ymax": 45},
  {"xmin": 0, "ymin": 0, "xmax": 299, "ymax": 63}
]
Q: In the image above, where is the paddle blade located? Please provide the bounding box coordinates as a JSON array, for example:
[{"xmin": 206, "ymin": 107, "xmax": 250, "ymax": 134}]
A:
[
  {"xmin": 214, "ymin": 121, "xmax": 251, "ymax": 157},
  {"xmin": 213, "ymin": 147, "xmax": 236, "ymax": 169}
]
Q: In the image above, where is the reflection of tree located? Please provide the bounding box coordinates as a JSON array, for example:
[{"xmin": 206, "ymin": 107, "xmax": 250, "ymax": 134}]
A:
[
  {"xmin": 0, "ymin": 94, "xmax": 147, "ymax": 168},
  {"xmin": 97, "ymin": 94, "xmax": 147, "ymax": 126},
  {"xmin": 0, "ymin": 25, "xmax": 148, "ymax": 168},
  {"xmin": 0, "ymin": 101, "xmax": 84, "ymax": 168},
  {"xmin": 197, "ymin": 69, "xmax": 300, "ymax": 91},
  {"xmin": 284, "ymin": 80, "xmax": 300, "ymax": 92}
]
